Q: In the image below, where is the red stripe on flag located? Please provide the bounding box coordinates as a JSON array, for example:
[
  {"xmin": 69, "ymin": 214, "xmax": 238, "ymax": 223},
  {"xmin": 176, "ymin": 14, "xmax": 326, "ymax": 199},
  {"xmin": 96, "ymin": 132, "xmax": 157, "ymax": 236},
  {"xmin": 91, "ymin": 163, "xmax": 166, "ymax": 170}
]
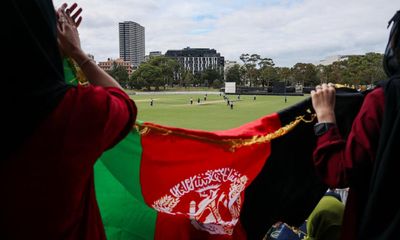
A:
[{"xmin": 140, "ymin": 113, "xmax": 281, "ymax": 238}]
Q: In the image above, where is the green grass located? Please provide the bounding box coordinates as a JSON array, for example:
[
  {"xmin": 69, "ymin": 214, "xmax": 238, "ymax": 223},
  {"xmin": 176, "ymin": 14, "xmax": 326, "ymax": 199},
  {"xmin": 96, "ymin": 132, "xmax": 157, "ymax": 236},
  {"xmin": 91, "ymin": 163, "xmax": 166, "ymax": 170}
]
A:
[
  {"xmin": 130, "ymin": 94, "xmax": 309, "ymax": 131},
  {"xmin": 125, "ymin": 87, "xmax": 219, "ymax": 94}
]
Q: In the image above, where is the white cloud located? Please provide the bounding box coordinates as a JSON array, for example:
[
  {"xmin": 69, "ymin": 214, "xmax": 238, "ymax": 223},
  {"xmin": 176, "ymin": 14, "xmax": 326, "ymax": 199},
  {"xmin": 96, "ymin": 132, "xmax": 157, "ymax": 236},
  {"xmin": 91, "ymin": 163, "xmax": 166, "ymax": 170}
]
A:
[{"xmin": 53, "ymin": 0, "xmax": 398, "ymax": 66}]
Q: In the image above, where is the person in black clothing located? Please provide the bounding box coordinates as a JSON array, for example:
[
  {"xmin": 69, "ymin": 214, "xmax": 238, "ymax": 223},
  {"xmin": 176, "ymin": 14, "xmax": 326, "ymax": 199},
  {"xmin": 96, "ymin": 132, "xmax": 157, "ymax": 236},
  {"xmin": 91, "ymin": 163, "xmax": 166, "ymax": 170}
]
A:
[{"xmin": 310, "ymin": 10, "xmax": 400, "ymax": 239}]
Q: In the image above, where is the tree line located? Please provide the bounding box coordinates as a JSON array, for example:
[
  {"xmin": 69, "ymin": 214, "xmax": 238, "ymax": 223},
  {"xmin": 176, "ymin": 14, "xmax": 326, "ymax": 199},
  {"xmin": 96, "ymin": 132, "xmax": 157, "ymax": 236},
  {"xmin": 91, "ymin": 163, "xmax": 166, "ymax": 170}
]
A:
[
  {"xmin": 106, "ymin": 52, "xmax": 386, "ymax": 90},
  {"xmin": 228, "ymin": 52, "xmax": 386, "ymax": 88},
  {"xmin": 107, "ymin": 56, "xmax": 223, "ymax": 90}
]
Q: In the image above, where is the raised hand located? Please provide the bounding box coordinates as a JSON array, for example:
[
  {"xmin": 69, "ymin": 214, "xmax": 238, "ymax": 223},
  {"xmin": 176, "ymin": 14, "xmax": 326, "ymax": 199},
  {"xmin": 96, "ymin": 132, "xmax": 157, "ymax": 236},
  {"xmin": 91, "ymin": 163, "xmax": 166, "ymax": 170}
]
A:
[
  {"xmin": 57, "ymin": 3, "xmax": 82, "ymax": 28},
  {"xmin": 66, "ymin": 3, "xmax": 82, "ymax": 27},
  {"xmin": 56, "ymin": 3, "xmax": 83, "ymax": 60}
]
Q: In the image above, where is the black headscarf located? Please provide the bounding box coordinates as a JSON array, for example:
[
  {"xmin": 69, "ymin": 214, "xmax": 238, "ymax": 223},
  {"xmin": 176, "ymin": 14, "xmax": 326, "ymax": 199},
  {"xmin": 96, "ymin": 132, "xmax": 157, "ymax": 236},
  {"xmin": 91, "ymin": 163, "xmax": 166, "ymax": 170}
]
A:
[
  {"xmin": 2, "ymin": 0, "xmax": 70, "ymax": 160},
  {"xmin": 383, "ymin": 10, "xmax": 400, "ymax": 77},
  {"xmin": 359, "ymin": 10, "xmax": 400, "ymax": 239}
]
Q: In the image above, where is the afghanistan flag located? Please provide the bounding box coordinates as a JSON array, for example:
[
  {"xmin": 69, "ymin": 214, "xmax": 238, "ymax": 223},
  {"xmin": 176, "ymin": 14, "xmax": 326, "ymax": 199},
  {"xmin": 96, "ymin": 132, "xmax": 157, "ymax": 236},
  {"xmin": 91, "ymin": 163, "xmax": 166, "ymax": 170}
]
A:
[{"xmin": 64, "ymin": 59, "xmax": 364, "ymax": 239}]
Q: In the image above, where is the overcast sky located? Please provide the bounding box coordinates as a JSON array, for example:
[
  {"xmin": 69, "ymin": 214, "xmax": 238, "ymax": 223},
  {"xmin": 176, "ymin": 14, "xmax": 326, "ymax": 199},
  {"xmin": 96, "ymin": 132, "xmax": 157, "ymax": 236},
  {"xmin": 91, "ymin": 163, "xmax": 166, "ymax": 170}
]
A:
[{"xmin": 53, "ymin": 0, "xmax": 398, "ymax": 67}]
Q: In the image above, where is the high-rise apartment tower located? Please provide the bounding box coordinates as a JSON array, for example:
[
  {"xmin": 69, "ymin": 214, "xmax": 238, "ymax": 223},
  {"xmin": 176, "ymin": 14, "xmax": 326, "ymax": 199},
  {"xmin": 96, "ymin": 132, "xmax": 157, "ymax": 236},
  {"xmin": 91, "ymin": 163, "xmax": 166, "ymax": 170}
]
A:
[{"xmin": 119, "ymin": 21, "xmax": 145, "ymax": 67}]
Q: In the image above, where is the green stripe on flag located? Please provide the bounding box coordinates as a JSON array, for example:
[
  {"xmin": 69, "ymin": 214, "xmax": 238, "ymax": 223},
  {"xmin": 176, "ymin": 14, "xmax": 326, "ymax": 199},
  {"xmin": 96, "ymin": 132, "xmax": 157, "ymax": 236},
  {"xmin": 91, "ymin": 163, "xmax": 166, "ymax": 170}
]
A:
[
  {"xmin": 95, "ymin": 161, "xmax": 157, "ymax": 240},
  {"xmin": 63, "ymin": 58, "xmax": 79, "ymax": 86},
  {"xmin": 100, "ymin": 129, "xmax": 145, "ymax": 201},
  {"xmin": 97, "ymin": 129, "xmax": 157, "ymax": 240}
]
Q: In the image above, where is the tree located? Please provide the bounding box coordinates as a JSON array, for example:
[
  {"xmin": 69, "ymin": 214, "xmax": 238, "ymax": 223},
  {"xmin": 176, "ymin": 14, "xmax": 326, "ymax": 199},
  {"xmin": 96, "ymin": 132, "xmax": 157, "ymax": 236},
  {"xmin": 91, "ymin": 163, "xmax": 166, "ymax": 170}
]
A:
[
  {"xmin": 225, "ymin": 64, "xmax": 242, "ymax": 85},
  {"xmin": 212, "ymin": 79, "xmax": 222, "ymax": 89},
  {"xmin": 239, "ymin": 54, "xmax": 250, "ymax": 65},
  {"xmin": 107, "ymin": 63, "xmax": 129, "ymax": 88},
  {"xmin": 240, "ymin": 53, "xmax": 260, "ymax": 86},
  {"xmin": 129, "ymin": 63, "xmax": 162, "ymax": 90},
  {"xmin": 292, "ymin": 63, "xmax": 318, "ymax": 86},
  {"xmin": 239, "ymin": 54, "xmax": 250, "ymax": 86},
  {"xmin": 342, "ymin": 56, "xmax": 363, "ymax": 85},
  {"xmin": 276, "ymin": 67, "xmax": 292, "ymax": 84},
  {"xmin": 258, "ymin": 58, "xmax": 274, "ymax": 69},
  {"xmin": 249, "ymin": 54, "xmax": 261, "ymax": 65},
  {"xmin": 147, "ymin": 56, "xmax": 179, "ymax": 89},
  {"xmin": 360, "ymin": 52, "xmax": 386, "ymax": 85},
  {"xmin": 182, "ymin": 70, "xmax": 195, "ymax": 88},
  {"xmin": 201, "ymin": 68, "xmax": 221, "ymax": 87},
  {"xmin": 316, "ymin": 65, "xmax": 327, "ymax": 84},
  {"xmin": 337, "ymin": 53, "xmax": 385, "ymax": 87},
  {"xmin": 239, "ymin": 65, "xmax": 247, "ymax": 86},
  {"xmin": 260, "ymin": 66, "xmax": 278, "ymax": 88},
  {"xmin": 129, "ymin": 70, "xmax": 144, "ymax": 90},
  {"xmin": 330, "ymin": 61, "xmax": 347, "ymax": 84},
  {"xmin": 248, "ymin": 54, "xmax": 261, "ymax": 86},
  {"xmin": 193, "ymin": 72, "xmax": 203, "ymax": 86},
  {"xmin": 259, "ymin": 58, "xmax": 276, "ymax": 88}
]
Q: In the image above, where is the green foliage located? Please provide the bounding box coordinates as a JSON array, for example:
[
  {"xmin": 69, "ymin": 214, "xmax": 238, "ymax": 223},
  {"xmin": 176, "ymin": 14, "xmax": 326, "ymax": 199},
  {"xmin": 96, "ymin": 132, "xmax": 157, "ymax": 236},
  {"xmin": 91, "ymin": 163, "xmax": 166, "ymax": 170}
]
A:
[
  {"xmin": 147, "ymin": 56, "xmax": 179, "ymax": 88},
  {"xmin": 108, "ymin": 63, "xmax": 129, "ymax": 87},
  {"xmin": 128, "ymin": 72, "xmax": 146, "ymax": 90},
  {"xmin": 129, "ymin": 63, "xmax": 162, "ymax": 90},
  {"xmin": 316, "ymin": 53, "xmax": 386, "ymax": 86},
  {"xmin": 129, "ymin": 56, "xmax": 180, "ymax": 90},
  {"xmin": 258, "ymin": 58, "xmax": 276, "ymax": 87},
  {"xmin": 201, "ymin": 68, "xmax": 221, "ymax": 87},
  {"xmin": 239, "ymin": 53, "xmax": 261, "ymax": 86},
  {"xmin": 212, "ymin": 79, "xmax": 222, "ymax": 89},
  {"xmin": 292, "ymin": 63, "xmax": 318, "ymax": 86},
  {"xmin": 130, "ymin": 52, "xmax": 386, "ymax": 91},
  {"xmin": 276, "ymin": 67, "xmax": 292, "ymax": 83},
  {"xmin": 258, "ymin": 58, "xmax": 274, "ymax": 68},
  {"xmin": 225, "ymin": 64, "xmax": 242, "ymax": 84},
  {"xmin": 260, "ymin": 66, "xmax": 278, "ymax": 87},
  {"xmin": 182, "ymin": 70, "xmax": 195, "ymax": 87},
  {"xmin": 236, "ymin": 52, "xmax": 385, "ymax": 88},
  {"xmin": 357, "ymin": 53, "xmax": 386, "ymax": 84}
]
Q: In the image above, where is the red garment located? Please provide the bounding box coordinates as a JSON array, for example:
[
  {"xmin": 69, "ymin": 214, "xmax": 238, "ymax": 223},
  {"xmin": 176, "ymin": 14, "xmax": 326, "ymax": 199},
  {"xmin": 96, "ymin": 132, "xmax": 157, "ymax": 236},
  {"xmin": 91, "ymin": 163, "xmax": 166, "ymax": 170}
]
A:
[
  {"xmin": 0, "ymin": 85, "xmax": 136, "ymax": 239},
  {"xmin": 313, "ymin": 87, "xmax": 384, "ymax": 240}
]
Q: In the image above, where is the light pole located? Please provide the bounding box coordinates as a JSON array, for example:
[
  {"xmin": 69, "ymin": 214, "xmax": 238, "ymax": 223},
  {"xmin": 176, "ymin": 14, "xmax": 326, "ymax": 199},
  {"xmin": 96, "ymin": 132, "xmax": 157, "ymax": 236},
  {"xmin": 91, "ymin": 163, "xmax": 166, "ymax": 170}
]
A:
[{"xmin": 284, "ymin": 79, "xmax": 287, "ymax": 103}]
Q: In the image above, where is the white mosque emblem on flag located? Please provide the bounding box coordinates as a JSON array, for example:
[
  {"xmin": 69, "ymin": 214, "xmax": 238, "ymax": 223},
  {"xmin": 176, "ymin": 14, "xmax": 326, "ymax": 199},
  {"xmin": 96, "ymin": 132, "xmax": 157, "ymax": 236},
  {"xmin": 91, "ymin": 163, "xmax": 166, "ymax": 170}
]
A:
[{"xmin": 152, "ymin": 168, "xmax": 248, "ymax": 235}]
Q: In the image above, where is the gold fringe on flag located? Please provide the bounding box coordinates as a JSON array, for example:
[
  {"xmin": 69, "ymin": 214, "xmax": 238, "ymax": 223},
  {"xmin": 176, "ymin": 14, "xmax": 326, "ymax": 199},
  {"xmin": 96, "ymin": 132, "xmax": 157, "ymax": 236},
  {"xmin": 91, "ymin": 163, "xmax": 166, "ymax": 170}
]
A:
[
  {"xmin": 135, "ymin": 113, "xmax": 316, "ymax": 152},
  {"xmin": 65, "ymin": 57, "xmax": 89, "ymax": 85}
]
